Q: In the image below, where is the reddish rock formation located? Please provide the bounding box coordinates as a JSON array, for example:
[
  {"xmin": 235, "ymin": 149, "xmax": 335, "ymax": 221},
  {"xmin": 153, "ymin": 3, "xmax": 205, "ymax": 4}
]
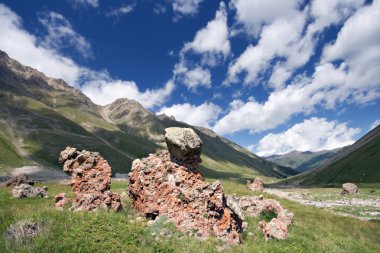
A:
[
  {"xmin": 12, "ymin": 184, "xmax": 48, "ymax": 199},
  {"xmin": 54, "ymin": 147, "xmax": 121, "ymax": 212},
  {"xmin": 238, "ymin": 195, "xmax": 294, "ymax": 240},
  {"xmin": 6, "ymin": 173, "xmax": 34, "ymax": 186},
  {"xmin": 341, "ymin": 182, "xmax": 358, "ymax": 195},
  {"xmin": 129, "ymin": 128, "xmax": 243, "ymax": 244},
  {"xmin": 247, "ymin": 177, "xmax": 264, "ymax": 192}
]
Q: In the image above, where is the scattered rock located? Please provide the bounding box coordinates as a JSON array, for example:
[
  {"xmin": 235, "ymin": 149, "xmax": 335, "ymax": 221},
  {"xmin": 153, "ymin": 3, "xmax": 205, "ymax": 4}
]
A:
[
  {"xmin": 54, "ymin": 147, "xmax": 122, "ymax": 212},
  {"xmin": 129, "ymin": 128, "xmax": 242, "ymax": 244},
  {"xmin": 6, "ymin": 220, "xmax": 44, "ymax": 242},
  {"xmin": 12, "ymin": 184, "xmax": 48, "ymax": 199},
  {"xmin": 6, "ymin": 173, "xmax": 34, "ymax": 186},
  {"xmin": 238, "ymin": 195, "xmax": 294, "ymax": 240},
  {"xmin": 164, "ymin": 127, "xmax": 202, "ymax": 163},
  {"xmin": 247, "ymin": 178, "xmax": 264, "ymax": 192},
  {"xmin": 259, "ymin": 218, "xmax": 288, "ymax": 240},
  {"xmin": 341, "ymin": 183, "xmax": 358, "ymax": 195}
]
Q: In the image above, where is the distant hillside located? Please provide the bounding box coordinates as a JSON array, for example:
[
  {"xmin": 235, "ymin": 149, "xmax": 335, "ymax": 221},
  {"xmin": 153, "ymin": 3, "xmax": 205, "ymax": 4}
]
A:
[
  {"xmin": 0, "ymin": 50, "xmax": 295, "ymax": 179},
  {"xmin": 283, "ymin": 125, "xmax": 380, "ymax": 185},
  {"xmin": 266, "ymin": 147, "xmax": 348, "ymax": 173}
]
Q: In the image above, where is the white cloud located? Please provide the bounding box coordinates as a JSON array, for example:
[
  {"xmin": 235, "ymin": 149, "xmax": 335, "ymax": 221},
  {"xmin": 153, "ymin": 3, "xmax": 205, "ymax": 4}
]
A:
[
  {"xmin": 214, "ymin": 62, "xmax": 369, "ymax": 134},
  {"xmin": 106, "ymin": 4, "xmax": 136, "ymax": 18},
  {"xmin": 227, "ymin": 0, "xmax": 365, "ymax": 89},
  {"xmin": 158, "ymin": 102, "xmax": 221, "ymax": 128},
  {"xmin": 81, "ymin": 77, "xmax": 175, "ymax": 109},
  {"xmin": 172, "ymin": 0, "xmax": 204, "ymax": 16},
  {"xmin": 0, "ymin": 3, "xmax": 174, "ymax": 109},
  {"xmin": 230, "ymin": 0, "xmax": 301, "ymax": 37},
  {"xmin": 254, "ymin": 118, "xmax": 360, "ymax": 156},
  {"xmin": 70, "ymin": 0, "xmax": 99, "ymax": 8},
  {"xmin": 183, "ymin": 2, "xmax": 230, "ymax": 65},
  {"xmin": 0, "ymin": 4, "xmax": 81, "ymax": 85},
  {"xmin": 38, "ymin": 11, "xmax": 93, "ymax": 59},
  {"xmin": 369, "ymin": 119, "xmax": 380, "ymax": 131},
  {"xmin": 153, "ymin": 4, "xmax": 166, "ymax": 15},
  {"xmin": 173, "ymin": 61, "xmax": 211, "ymax": 90},
  {"xmin": 308, "ymin": 0, "xmax": 365, "ymax": 34}
]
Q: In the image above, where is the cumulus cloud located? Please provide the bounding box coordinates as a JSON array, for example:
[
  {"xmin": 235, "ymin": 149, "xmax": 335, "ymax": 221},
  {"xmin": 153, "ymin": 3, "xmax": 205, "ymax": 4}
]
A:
[
  {"xmin": 38, "ymin": 11, "xmax": 93, "ymax": 59},
  {"xmin": 183, "ymin": 1, "xmax": 230, "ymax": 65},
  {"xmin": 227, "ymin": 0, "xmax": 365, "ymax": 89},
  {"xmin": 230, "ymin": 0, "xmax": 301, "ymax": 37},
  {"xmin": 254, "ymin": 118, "xmax": 360, "ymax": 156},
  {"xmin": 369, "ymin": 119, "xmax": 380, "ymax": 131},
  {"xmin": 82, "ymin": 79, "xmax": 175, "ymax": 108},
  {"xmin": 0, "ymin": 3, "xmax": 174, "ymax": 109},
  {"xmin": 0, "ymin": 4, "xmax": 81, "ymax": 85},
  {"xmin": 172, "ymin": 0, "xmax": 204, "ymax": 16},
  {"xmin": 158, "ymin": 103, "xmax": 221, "ymax": 128},
  {"xmin": 70, "ymin": 0, "xmax": 99, "ymax": 8},
  {"xmin": 215, "ymin": 0, "xmax": 380, "ymax": 135},
  {"xmin": 173, "ymin": 61, "xmax": 211, "ymax": 90}
]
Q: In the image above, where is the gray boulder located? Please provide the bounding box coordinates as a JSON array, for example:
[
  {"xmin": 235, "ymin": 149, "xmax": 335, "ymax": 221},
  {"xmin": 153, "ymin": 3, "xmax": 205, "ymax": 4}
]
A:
[
  {"xmin": 12, "ymin": 184, "xmax": 48, "ymax": 198},
  {"xmin": 164, "ymin": 127, "xmax": 203, "ymax": 162},
  {"xmin": 341, "ymin": 183, "xmax": 358, "ymax": 195}
]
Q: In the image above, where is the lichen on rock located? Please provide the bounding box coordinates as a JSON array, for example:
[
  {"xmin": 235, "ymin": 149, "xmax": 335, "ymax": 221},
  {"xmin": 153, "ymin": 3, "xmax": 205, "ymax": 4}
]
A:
[
  {"xmin": 129, "ymin": 128, "xmax": 243, "ymax": 244},
  {"xmin": 54, "ymin": 147, "xmax": 121, "ymax": 212}
]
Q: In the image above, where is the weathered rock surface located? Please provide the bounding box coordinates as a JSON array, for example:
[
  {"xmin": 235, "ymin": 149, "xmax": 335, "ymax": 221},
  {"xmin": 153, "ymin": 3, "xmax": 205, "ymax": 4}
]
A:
[
  {"xmin": 164, "ymin": 127, "xmax": 202, "ymax": 163},
  {"xmin": 54, "ymin": 147, "xmax": 121, "ymax": 211},
  {"xmin": 6, "ymin": 220, "xmax": 44, "ymax": 242},
  {"xmin": 341, "ymin": 183, "xmax": 358, "ymax": 195},
  {"xmin": 6, "ymin": 173, "xmax": 34, "ymax": 186},
  {"xmin": 247, "ymin": 178, "xmax": 264, "ymax": 192},
  {"xmin": 12, "ymin": 184, "xmax": 48, "ymax": 199},
  {"xmin": 129, "ymin": 129, "xmax": 242, "ymax": 244},
  {"xmin": 238, "ymin": 195, "xmax": 294, "ymax": 240}
]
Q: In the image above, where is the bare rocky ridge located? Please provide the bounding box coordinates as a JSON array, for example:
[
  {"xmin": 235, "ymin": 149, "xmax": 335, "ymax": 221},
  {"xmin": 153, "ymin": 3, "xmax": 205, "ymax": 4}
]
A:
[
  {"xmin": 129, "ymin": 128, "xmax": 243, "ymax": 244},
  {"xmin": 54, "ymin": 147, "xmax": 122, "ymax": 211}
]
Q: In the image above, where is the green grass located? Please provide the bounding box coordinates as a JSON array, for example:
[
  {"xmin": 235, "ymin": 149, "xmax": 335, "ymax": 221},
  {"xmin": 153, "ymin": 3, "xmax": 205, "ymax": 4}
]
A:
[{"xmin": 1, "ymin": 180, "xmax": 379, "ymax": 253}]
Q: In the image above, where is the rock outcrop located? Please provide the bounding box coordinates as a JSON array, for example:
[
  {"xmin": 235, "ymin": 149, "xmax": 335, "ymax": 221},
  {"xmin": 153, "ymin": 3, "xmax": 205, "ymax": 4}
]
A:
[
  {"xmin": 341, "ymin": 183, "xmax": 358, "ymax": 195},
  {"xmin": 238, "ymin": 195, "xmax": 294, "ymax": 240},
  {"xmin": 6, "ymin": 173, "xmax": 34, "ymax": 186},
  {"xmin": 247, "ymin": 178, "xmax": 264, "ymax": 192},
  {"xmin": 54, "ymin": 147, "xmax": 121, "ymax": 211},
  {"xmin": 129, "ymin": 128, "xmax": 242, "ymax": 244},
  {"xmin": 12, "ymin": 184, "xmax": 48, "ymax": 199}
]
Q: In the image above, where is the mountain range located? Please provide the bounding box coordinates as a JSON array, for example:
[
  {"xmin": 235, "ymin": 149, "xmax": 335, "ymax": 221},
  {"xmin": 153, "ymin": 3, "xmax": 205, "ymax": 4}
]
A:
[
  {"xmin": 266, "ymin": 147, "xmax": 348, "ymax": 173},
  {"xmin": 0, "ymin": 50, "xmax": 295, "ymax": 179},
  {"xmin": 284, "ymin": 124, "xmax": 380, "ymax": 185}
]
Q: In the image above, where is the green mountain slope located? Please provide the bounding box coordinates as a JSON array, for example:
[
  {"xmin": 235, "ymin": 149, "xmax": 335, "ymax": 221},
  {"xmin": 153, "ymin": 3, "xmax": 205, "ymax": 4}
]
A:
[
  {"xmin": 266, "ymin": 147, "xmax": 348, "ymax": 173},
  {"xmin": 0, "ymin": 50, "xmax": 295, "ymax": 179},
  {"xmin": 284, "ymin": 125, "xmax": 380, "ymax": 185}
]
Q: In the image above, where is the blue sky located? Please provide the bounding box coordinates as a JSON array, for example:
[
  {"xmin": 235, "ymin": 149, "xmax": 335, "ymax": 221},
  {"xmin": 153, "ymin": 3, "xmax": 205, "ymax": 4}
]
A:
[{"xmin": 0, "ymin": 0, "xmax": 379, "ymax": 156}]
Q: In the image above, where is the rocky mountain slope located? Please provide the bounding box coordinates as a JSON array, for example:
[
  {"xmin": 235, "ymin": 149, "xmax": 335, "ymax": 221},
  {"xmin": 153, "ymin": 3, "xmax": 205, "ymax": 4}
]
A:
[
  {"xmin": 0, "ymin": 50, "xmax": 295, "ymax": 179},
  {"xmin": 284, "ymin": 125, "xmax": 380, "ymax": 185},
  {"xmin": 266, "ymin": 147, "xmax": 348, "ymax": 173}
]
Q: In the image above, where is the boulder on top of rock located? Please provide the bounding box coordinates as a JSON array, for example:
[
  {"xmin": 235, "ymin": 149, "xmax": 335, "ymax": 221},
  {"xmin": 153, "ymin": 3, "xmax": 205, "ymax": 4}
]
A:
[
  {"xmin": 54, "ymin": 147, "xmax": 121, "ymax": 212},
  {"xmin": 129, "ymin": 130, "xmax": 242, "ymax": 244},
  {"xmin": 247, "ymin": 177, "xmax": 264, "ymax": 192},
  {"xmin": 341, "ymin": 183, "xmax": 358, "ymax": 195},
  {"xmin": 6, "ymin": 173, "xmax": 34, "ymax": 186},
  {"xmin": 12, "ymin": 184, "xmax": 48, "ymax": 199},
  {"xmin": 164, "ymin": 127, "xmax": 202, "ymax": 163}
]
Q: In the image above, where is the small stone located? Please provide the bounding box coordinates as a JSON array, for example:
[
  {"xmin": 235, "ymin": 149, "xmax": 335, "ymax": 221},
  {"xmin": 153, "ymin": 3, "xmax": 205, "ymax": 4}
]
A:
[{"xmin": 12, "ymin": 184, "xmax": 48, "ymax": 199}]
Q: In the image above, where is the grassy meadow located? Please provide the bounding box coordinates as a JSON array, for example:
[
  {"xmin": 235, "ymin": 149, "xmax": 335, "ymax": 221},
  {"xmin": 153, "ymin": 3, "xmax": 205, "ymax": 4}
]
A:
[{"xmin": 1, "ymin": 180, "xmax": 379, "ymax": 253}]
